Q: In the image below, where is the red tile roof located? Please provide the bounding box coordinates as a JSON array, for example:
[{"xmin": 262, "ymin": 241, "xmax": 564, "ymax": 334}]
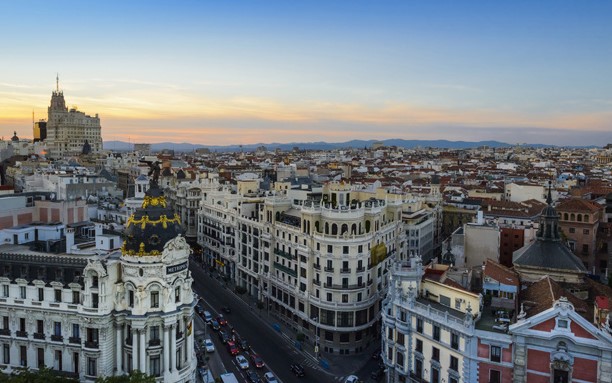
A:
[
  {"xmin": 556, "ymin": 198, "xmax": 602, "ymax": 214},
  {"xmin": 483, "ymin": 259, "xmax": 519, "ymax": 286}
]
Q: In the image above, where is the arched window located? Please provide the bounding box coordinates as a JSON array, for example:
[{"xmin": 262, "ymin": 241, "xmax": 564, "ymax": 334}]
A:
[
  {"xmin": 365, "ymin": 220, "xmax": 371, "ymax": 233},
  {"xmin": 351, "ymin": 224, "xmax": 357, "ymax": 235},
  {"xmin": 396, "ymin": 351, "xmax": 404, "ymax": 366},
  {"xmin": 584, "ymin": 214, "xmax": 589, "ymax": 223},
  {"xmin": 564, "ymin": 213, "xmax": 568, "ymax": 220},
  {"xmin": 570, "ymin": 213, "xmax": 575, "ymax": 221},
  {"xmin": 341, "ymin": 224, "xmax": 348, "ymax": 235},
  {"xmin": 332, "ymin": 224, "xmax": 338, "ymax": 235},
  {"xmin": 315, "ymin": 221, "xmax": 320, "ymax": 233},
  {"xmin": 577, "ymin": 214, "xmax": 582, "ymax": 222}
]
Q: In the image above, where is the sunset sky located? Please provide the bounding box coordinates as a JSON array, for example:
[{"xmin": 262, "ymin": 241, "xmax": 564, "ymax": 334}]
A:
[{"xmin": 1, "ymin": 0, "xmax": 611, "ymax": 146}]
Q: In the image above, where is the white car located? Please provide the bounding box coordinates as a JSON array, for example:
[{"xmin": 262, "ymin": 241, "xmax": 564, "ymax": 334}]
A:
[
  {"xmin": 203, "ymin": 311, "xmax": 213, "ymax": 323},
  {"xmin": 263, "ymin": 372, "xmax": 278, "ymax": 383},
  {"xmin": 204, "ymin": 338, "xmax": 215, "ymax": 352},
  {"xmin": 235, "ymin": 354, "xmax": 249, "ymax": 370},
  {"xmin": 344, "ymin": 375, "xmax": 361, "ymax": 383}
]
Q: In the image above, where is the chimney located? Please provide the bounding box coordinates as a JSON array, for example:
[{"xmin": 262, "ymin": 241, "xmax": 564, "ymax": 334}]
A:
[{"xmin": 66, "ymin": 227, "xmax": 75, "ymax": 254}]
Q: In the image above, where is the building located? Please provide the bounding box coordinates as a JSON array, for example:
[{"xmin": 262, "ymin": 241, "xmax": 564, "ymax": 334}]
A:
[
  {"xmin": 33, "ymin": 120, "xmax": 47, "ymax": 143},
  {"xmin": 199, "ymin": 179, "xmax": 404, "ymax": 353},
  {"xmin": 0, "ymin": 181, "xmax": 196, "ymax": 381},
  {"xmin": 45, "ymin": 77, "xmax": 103, "ymax": 158}
]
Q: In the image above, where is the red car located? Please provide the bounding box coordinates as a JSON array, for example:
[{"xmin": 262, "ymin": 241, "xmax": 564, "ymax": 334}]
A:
[
  {"xmin": 250, "ymin": 353, "xmax": 265, "ymax": 368},
  {"xmin": 217, "ymin": 314, "xmax": 227, "ymax": 326},
  {"xmin": 227, "ymin": 341, "xmax": 239, "ymax": 355}
]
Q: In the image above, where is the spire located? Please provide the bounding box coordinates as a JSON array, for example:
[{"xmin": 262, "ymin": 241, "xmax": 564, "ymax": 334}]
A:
[
  {"xmin": 546, "ymin": 180, "xmax": 553, "ymax": 205},
  {"xmin": 56, "ymin": 73, "xmax": 59, "ymax": 92}
]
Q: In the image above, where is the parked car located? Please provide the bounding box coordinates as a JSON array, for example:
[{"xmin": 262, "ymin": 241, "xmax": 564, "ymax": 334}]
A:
[
  {"xmin": 235, "ymin": 354, "xmax": 250, "ymax": 370},
  {"xmin": 250, "ymin": 353, "xmax": 265, "ymax": 368},
  {"xmin": 371, "ymin": 366, "xmax": 385, "ymax": 380},
  {"xmin": 204, "ymin": 338, "xmax": 215, "ymax": 353},
  {"xmin": 203, "ymin": 311, "xmax": 213, "ymax": 323},
  {"xmin": 290, "ymin": 363, "xmax": 305, "ymax": 377},
  {"xmin": 226, "ymin": 341, "xmax": 239, "ymax": 355},
  {"xmin": 209, "ymin": 319, "xmax": 220, "ymax": 331},
  {"xmin": 195, "ymin": 303, "xmax": 204, "ymax": 315},
  {"xmin": 246, "ymin": 371, "xmax": 261, "ymax": 383},
  {"xmin": 263, "ymin": 372, "xmax": 278, "ymax": 383},
  {"xmin": 217, "ymin": 314, "xmax": 227, "ymax": 326}
]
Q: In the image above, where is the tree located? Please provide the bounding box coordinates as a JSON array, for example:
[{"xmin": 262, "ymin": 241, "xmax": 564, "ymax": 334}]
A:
[
  {"xmin": 0, "ymin": 367, "xmax": 78, "ymax": 383},
  {"xmin": 95, "ymin": 370, "xmax": 156, "ymax": 383}
]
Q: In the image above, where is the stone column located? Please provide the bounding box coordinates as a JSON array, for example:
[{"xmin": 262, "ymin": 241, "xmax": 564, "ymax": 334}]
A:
[
  {"xmin": 139, "ymin": 329, "xmax": 146, "ymax": 374},
  {"xmin": 132, "ymin": 329, "xmax": 139, "ymax": 371},
  {"xmin": 170, "ymin": 324, "xmax": 176, "ymax": 372},
  {"xmin": 163, "ymin": 325, "xmax": 170, "ymax": 374},
  {"xmin": 115, "ymin": 323, "xmax": 123, "ymax": 374}
]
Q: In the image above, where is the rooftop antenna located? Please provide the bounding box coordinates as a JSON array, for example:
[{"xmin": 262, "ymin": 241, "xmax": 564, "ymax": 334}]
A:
[{"xmin": 56, "ymin": 73, "xmax": 59, "ymax": 92}]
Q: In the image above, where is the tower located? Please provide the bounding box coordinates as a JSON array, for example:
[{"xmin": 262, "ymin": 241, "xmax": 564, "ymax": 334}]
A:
[{"xmin": 116, "ymin": 181, "xmax": 196, "ymax": 381}]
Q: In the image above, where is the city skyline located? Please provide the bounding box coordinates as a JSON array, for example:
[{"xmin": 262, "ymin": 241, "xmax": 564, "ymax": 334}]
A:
[{"xmin": 1, "ymin": 0, "xmax": 611, "ymax": 146}]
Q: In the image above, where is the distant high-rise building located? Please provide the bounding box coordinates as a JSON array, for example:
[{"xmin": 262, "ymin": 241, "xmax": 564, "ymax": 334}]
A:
[
  {"xmin": 45, "ymin": 76, "xmax": 103, "ymax": 158},
  {"xmin": 33, "ymin": 120, "xmax": 47, "ymax": 142}
]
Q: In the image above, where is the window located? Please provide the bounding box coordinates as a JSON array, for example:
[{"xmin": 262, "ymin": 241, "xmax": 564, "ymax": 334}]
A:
[
  {"xmin": 569, "ymin": 228, "xmax": 575, "ymax": 234},
  {"xmin": 72, "ymin": 323, "xmax": 80, "ymax": 338},
  {"xmin": 55, "ymin": 289, "xmax": 62, "ymax": 302},
  {"xmin": 583, "ymin": 229, "xmax": 589, "ymax": 235},
  {"xmin": 431, "ymin": 366, "xmax": 440, "ymax": 383},
  {"xmin": 415, "ymin": 338, "xmax": 423, "ymax": 353},
  {"xmin": 343, "ymin": 246, "xmax": 349, "ymax": 254},
  {"xmin": 3, "ymin": 344, "xmax": 9, "ymax": 364},
  {"xmin": 92, "ymin": 293, "xmax": 99, "ymax": 308},
  {"xmin": 87, "ymin": 357, "xmax": 97, "ymax": 376},
  {"xmin": 19, "ymin": 286, "xmax": 26, "ymax": 299},
  {"xmin": 151, "ymin": 291, "xmax": 159, "ymax": 308},
  {"xmin": 449, "ymin": 377, "xmax": 459, "ymax": 383},
  {"xmin": 451, "ymin": 333, "xmax": 459, "ymax": 350},
  {"xmin": 432, "ymin": 346, "xmax": 440, "ymax": 361},
  {"xmin": 150, "ymin": 325, "xmax": 160, "ymax": 341},
  {"xmin": 454, "ymin": 298, "xmax": 461, "ymax": 310},
  {"xmin": 397, "ymin": 332, "xmax": 404, "ymax": 346},
  {"xmin": 582, "ymin": 244, "xmax": 589, "ymax": 254},
  {"xmin": 327, "ymin": 245, "xmax": 332, "ymax": 253},
  {"xmin": 129, "ymin": 290, "xmax": 134, "ymax": 307},
  {"xmin": 150, "ymin": 356, "xmax": 161, "ymax": 376},
  {"xmin": 433, "ymin": 325, "xmax": 440, "ymax": 341},
  {"xmin": 72, "ymin": 291, "xmax": 80, "ymax": 304},
  {"xmin": 20, "ymin": 345, "xmax": 27, "ymax": 366},
  {"xmin": 54, "ymin": 322, "xmax": 62, "ymax": 336},
  {"xmin": 326, "ymin": 293, "xmax": 332, "ymax": 302},
  {"xmin": 2, "ymin": 285, "xmax": 8, "ymax": 297},
  {"xmin": 557, "ymin": 319, "xmax": 569, "ymax": 329},
  {"xmin": 416, "ymin": 318, "xmax": 423, "ymax": 333},
  {"xmin": 342, "ymin": 294, "xmax": 348, "ymax": 303},
  {"xmin": 490, "ymin": 345, "xmax": 501, "ymax": 362},
  {"xmin": 489, "ymin": 370, "xmax": 501, "ymax": 383},
  {"xmin": 37, "ymin": 320, "xmax": 44, "ymax": 334},
  {"xmin": 450, "ymin": 355, "xmax": 459, "ymax": 371},
  {"xmin": 175, "ymin": 287, "xmax": 181, "ymax": 303}
]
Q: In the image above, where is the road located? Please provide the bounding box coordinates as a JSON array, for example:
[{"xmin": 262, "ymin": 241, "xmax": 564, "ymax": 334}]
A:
[{"xmin": 190, "ymin": 263, "xmax": 339, "ymax": 383}]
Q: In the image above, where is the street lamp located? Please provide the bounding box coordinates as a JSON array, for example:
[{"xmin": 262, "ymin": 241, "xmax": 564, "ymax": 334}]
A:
[{"xmin": 312, "ymin": 316, "xmax": 320, "ymax": 359}]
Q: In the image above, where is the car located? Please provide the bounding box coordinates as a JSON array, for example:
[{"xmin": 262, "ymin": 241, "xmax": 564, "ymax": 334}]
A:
[
  {"xmin": 218, "ymin": 330, "xmax": 231, "ymax": 344},
  {"xmin": 344, "ymin": 375, "xmax": 361, "ymax": 383},
  {"xmin": 204, "ymin": 338, "xmax": 215, "ymax": 353},
  {"xmin": 246, "ymin": 370, "xmax": 261, "ymax": 383},
  {"xmin": 290, "ymin": 363, "xmax": 305, "ymax": 377},
  {"xmin": 250, "ymin": 353, "xmax": 265, "ymax": 368},
  {"xmin": 217, "ymin": 314, "xmax": 227, "ymax": 326},
  {"xmin": 209, "ymin": 319, "xmax": 220, "ymax": 331},
  {"xmin": 222, "ymin": 305, "xmax": 232, "ymax": 313},
  {"xmin": 195, "ymin": 303, "xmax": 204, "ymax": 315},
  {"xmin": 226, "ymin": 341, "xmax": 239, "ymax": 355},
  {"xmin": 370, "ymin": 366, "xmax": 385, "ymax": 380},
  {"xmin": 238, "ymin": 338, "xmax": 249, "ymax": 351},
  {"xmin": 203, "ymin": 310, "xmax": 213, "ymax": 323},
  {"xmin": 235, "ymin": 354, "xmax": 249, "ymax": 370},
  {"xmin": 263, "ymin": 372, "xmax": 278, "ymax": 383}
]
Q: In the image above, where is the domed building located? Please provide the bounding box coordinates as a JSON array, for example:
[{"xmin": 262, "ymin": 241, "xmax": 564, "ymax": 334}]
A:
[{"xmin": 116, "ymin": 180, "xmax": 196, "ymax": 381}]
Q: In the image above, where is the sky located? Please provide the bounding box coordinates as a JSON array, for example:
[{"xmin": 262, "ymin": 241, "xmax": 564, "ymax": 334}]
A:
[{"xmin": 1, "ymin": 0, "xmax": 611, "ymax": 147}]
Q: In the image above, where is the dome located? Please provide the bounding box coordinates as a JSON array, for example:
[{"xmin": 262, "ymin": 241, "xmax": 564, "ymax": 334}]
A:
[
  {"xmin": 10, "ymin": 131, "xmax": 19, "ymax": 142},
  {"xmin": 122, "ymin": 185, "xmax": 184, "ymax": 256}
]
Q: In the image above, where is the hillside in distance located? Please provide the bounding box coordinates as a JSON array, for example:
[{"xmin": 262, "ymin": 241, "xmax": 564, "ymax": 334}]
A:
[{"xmin": 103, "ymin": 139, "xmax": 524, "ymax": 152}]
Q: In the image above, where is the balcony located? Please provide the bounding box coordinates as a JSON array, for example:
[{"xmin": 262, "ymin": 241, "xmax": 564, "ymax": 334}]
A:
[
  {"xmin": 85, "ymin": 341, "xmax": 99, "ymax": 349},
  {"xmin": 356, "ymin": 266, "xmax": 366, "ymax": 272},
  {"xmin": 273, "ymin": 262, "xmax": 297, "ymax": 277},
  {"xmin": 149, "ymin": 339, "xmax": 161, "ymax": 347},
  {"xmin": 324, "ymin": 267, "xmax": 334, "ymax": 272},
  {"xmin": 313, "ymin": 279, "xmax": 321, "ymax": 286},
  {"xmin": 33, "ymin": 332, "xmax": 46, "ymax": 340},
  {"xmin": 51, "ymin": 335, "xmax": 64, "ymax": 342},
  {"xmin": 274, "ymin": 249, "xmax": 296, "ymax": 261},
  {"xmin": 0, "ymin": 329, "xmax": 10, "ymax": 336},
  {"xmin": 16, "ymin": 331, "xmax": 28, "ymax": 338},
  {"xmin": 313, "ymin": 264, "xmax": 321, "ymax": 270},
  {"xmin": 340, "ymin": 268, "xmax": 351, "ymax": 274},
  {"xmin": 324, "ymin": 283, "xmax": 366, "ymax": 291},
  {"xmin": 69, "ymin": 337, "xmax": 81, "ymax": 344}
]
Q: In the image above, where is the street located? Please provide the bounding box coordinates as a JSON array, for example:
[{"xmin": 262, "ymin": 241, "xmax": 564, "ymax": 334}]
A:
[{"xmin": 190, "ymin": 262, "xmax": 340, "ymax": 383}]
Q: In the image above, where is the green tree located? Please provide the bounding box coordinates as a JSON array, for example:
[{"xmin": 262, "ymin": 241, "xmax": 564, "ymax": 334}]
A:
[
  {"xmin": 95, "ymin": 370, "xmax": 156, "ymax": 383},
  {"xmin": 0, "ymin": 367, "xmax": 78, "ymax": 383}
]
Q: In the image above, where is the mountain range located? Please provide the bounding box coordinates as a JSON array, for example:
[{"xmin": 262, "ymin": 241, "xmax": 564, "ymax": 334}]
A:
[{"xmin": 103, "ymin": 139, "xmax": 550, "ymax": 152}]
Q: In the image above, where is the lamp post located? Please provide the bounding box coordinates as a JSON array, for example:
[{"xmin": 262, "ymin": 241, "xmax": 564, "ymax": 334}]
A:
[{"xmin": 312, "ymin": 316, "xmax": 320, "ymax": 359}]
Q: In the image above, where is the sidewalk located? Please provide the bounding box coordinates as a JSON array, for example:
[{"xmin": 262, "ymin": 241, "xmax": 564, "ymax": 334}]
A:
[{"xmin": 206, "ymin": 266, "xmax": 379, "ymax": 379}]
